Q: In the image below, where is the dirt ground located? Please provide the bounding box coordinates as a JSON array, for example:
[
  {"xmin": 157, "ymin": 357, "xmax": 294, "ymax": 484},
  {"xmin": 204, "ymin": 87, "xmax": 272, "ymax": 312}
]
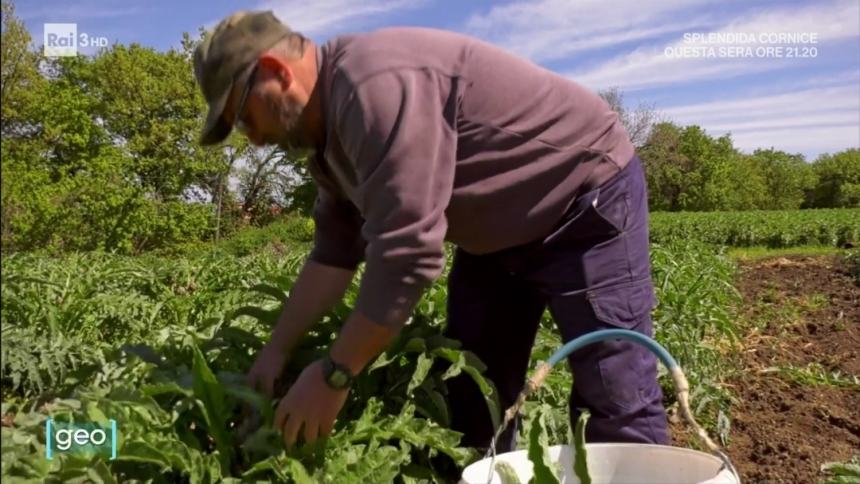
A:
[{"xmin": 674, "ymin": 255, "xmax": 860, "ymax": 483}]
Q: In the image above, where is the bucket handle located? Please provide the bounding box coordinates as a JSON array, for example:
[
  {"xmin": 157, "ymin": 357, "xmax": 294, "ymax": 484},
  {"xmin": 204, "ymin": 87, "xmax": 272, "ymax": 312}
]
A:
[{"xmin": 483, "ymin": 328, "xmax": 740, "ymax": 483}]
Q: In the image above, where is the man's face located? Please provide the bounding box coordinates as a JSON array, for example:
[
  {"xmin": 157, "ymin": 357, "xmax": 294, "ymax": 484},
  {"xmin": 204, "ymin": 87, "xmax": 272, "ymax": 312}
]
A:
[{"xmin": 223, "ymin": 59, "xmax": 308, "ymax": 151}]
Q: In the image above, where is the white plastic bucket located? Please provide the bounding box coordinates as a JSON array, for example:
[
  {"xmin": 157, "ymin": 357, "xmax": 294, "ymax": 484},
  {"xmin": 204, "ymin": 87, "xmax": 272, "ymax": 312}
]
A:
[{"xmin": 460, "ymin": 443, "xmax": 739, "ymax": 484}]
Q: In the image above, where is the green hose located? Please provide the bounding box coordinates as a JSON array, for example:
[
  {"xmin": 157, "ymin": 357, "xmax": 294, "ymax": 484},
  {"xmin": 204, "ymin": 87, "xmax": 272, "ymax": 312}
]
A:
[{"xmin": 546, "ymin": 328, "xmax": 678, "ymax": 368}]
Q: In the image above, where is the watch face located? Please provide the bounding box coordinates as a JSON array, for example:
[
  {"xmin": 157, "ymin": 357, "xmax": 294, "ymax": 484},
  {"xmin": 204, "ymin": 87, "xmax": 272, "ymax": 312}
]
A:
[
  {"xmin": 329, "ymin": 370, "xmax": 349, "ymax": 389},
  {"xmin": 324, "ymin": 357, "xmax": 352, "ymax": 389}
]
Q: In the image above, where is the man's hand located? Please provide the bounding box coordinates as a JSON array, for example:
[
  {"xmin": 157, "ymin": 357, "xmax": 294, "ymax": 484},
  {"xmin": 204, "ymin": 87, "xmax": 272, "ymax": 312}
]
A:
[
  {"xmin": 245, "ymin": 260, "xmax": 357, "ymax": 397},
  {"xmin": 273, "ymin": 359, "xmax": 349, "ymax": 447},
  {"xmin": 271, "ymin": 309, "xmax": 398, "ymax": 447},
  {"xmin": 246, "ymin": 342, "xmax": 291, "ymax": 398}
]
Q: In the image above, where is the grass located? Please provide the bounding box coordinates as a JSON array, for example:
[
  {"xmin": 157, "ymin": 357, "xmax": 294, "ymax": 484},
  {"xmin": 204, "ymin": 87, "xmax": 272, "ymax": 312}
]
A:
[
  {"xmin": 727, "ymin": 245, "xmax": 846, "ymax": 260},
  {"xmin": 821, "ymin": 455, "xmax": 860, "ymax": 484},
  {"xmin": 763, "ymin": 363, "xmax": 860, "ymax": 391}
]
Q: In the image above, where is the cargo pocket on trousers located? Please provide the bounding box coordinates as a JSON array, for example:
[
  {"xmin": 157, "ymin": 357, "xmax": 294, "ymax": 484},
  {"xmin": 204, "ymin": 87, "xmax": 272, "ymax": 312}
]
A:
[
  {"xmin": 584, "ymin": 278, "xmax": 658, "ymax": 413},
  {"xmin": 586, "ymin": 277, "xmax": 656, "ymax": 329}
]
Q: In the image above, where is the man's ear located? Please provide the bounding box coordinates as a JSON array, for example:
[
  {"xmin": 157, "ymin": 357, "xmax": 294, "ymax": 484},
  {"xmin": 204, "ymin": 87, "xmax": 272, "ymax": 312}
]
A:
[{"xmin": 258, "ymin": 54, "xmax": 293, "ymax": 91}]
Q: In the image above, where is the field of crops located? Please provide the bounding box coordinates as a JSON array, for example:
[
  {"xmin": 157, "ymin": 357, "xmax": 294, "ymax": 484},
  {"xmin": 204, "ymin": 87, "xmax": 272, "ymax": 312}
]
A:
[
  {"xmin": 1, "ymin": 234, "xmax": 743, "ymax": 482},
  {"xmin": 650, "ymin": 208, "xmax": 859, "ymax": 248},
  {"xmin": 4, "ymin": 206, "xmax": 860, "ymax": 482}
]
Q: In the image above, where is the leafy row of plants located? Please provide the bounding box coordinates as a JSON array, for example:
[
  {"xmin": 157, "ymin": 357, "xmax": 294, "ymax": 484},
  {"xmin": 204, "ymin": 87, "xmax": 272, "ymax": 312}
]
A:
[
  {"xmin": 650, "ymin": 208, "xmax": 859, "ymax": 248},
  {"xmin": 1, "ymin": 247, "xmax": 496, "ymax": 482},
  {"xmin": 2, "ymin": 240, "xmax": 740, "ymax": 482}
]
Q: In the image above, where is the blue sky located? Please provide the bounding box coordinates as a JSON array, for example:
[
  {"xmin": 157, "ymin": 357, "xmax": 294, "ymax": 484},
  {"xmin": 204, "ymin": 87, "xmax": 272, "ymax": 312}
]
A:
[{"xmin": 17, "ymin": 0, "xmax": 860, "ymax": 160}]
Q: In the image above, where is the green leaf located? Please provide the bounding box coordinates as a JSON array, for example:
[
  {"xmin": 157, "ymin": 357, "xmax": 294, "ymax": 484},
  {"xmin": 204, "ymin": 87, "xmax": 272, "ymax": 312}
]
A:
[
  {"xmin": 433, "ymin": 347, "xmax": 501, "ymax": 430},
  {"xmin": 242, "ymin": 455, "xmax": 289, "ymax": 480},
  {"xmin": 439, "ymin": 351, "xmax": 466, "ymax": 380},
  {"xmin": 573, "ymin": 410, "xmax": 592, "ymax": 484},
  {"xmin": 116, "ymin": 440, "xmax": 173, "ymax": 469},
  {"xmin": 211, "ymin": 326, "xmax": 263, "ymax": 349},
  {"xmin": 232, "ymin": 306, "xmax": 281, "ymax": 327},
  {"xmin": 527, "ymin": 407, "xmax": 560, "ymax": 484},
  {"xmin": 121, "ymin": 344, "xmax": 168, "ymax": 368},
  {"xmin": 141, "ymin": 381, "xmax": 193, "ymax": 398},
  {"xmin": 821, "ymin": 455, "xmax": 860, "ymax": 483},
  {"xmin": 221, "ymin": 381, "xmax": 274, "ymax": 426},
  {"xmin": 85, "ymin": 402, "xmax": 109, "ymax": 425},
  {"xmin": 240, "ymin": 427, "xmax": 283, "ymax": 456},
  {"xmin": 187, "ymin": 450, "xmax": 223, "ymax": 484},
  {"xmin": 403, "ymin": 337, "xmax": 427, "ymax": 354},
  {"xmin": 424, "ymin": 334, "xmax": 462, "ymax": 351},
  {"xmin": 190, "ymin": 344, "xmax": 233, "ymax": 473},
  {"xmin": 285, "ymin": 458, "xmax": 315, "ymax": 484},
  {"xmin": 244, "ymin": 453, "xmax": 318, "ymax": 482},
  {"xmin": 419, "ymin": 386, "xmax": 450, "ymax": 427},
  {"xmin": 367, "ymin": 351, "xmax": 398, "ymax": 373},
  {"xmin": 407, "ymin": 353, "xmax": 433, "ymax": 396},
  {"xmin": 248, "ymin": 283, "xmax": 288, "ymax": 305},
  {"xmin": 85, "ymin": 458, "xmax": 117, "ymax": 484},
  {"xmin": 495, "ymin": 461, "xmax": 523, "ymax": 484}
]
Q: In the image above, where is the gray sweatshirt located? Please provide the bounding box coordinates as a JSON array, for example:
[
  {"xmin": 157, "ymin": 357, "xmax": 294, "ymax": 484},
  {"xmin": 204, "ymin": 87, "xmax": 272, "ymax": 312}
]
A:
[{"xmin": 308, "ymin": 27, "xmax": 634, "ymax": 329}]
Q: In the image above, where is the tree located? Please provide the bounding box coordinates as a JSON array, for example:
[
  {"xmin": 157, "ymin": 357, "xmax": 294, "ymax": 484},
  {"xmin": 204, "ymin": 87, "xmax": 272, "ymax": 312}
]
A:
[
  {"xmin": 598, "ymin": 87, "xmax": 662, "ymax": 149},
  {"xmin": 639, "ymin": 122, "xmax": 757, "ymax": 211},
  {"xmin": 278, "ymin": 153, "xmax": 317, "ymax": 216},
  {"xmin": 808, "ymin": 149, "xmax": 860, "ymax": 208},
  {"xmin": 722, "ymin": 153, "xmax": 770, "ymax": 211},
  {"xmin": 1, "ymin": 4, "xmax": 227, "ymax": 253},
  {"xmin": 746, "ymin": 149, "xmax": 816, "ymax": 210},
  {"xmin": 1, "ymin": 0, "xmax": 43, "ymax": 135},
  {"xmin": 638, "ymin": 122, "xmax": 689, "ymax": 211},
  {"xmin": 236, "ymin": 147, "xmax": 287, "ymax": 226}
]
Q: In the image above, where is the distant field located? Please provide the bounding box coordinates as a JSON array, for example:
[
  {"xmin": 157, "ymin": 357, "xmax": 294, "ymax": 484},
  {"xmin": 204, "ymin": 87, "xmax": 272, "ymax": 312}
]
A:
[
  {"xmin": 650, "ymin": 209, "xmax": 859, "ymax": 248},
  {"xmin": 1, "ymin": 209, "xmax": 857, "ymax": 482}
]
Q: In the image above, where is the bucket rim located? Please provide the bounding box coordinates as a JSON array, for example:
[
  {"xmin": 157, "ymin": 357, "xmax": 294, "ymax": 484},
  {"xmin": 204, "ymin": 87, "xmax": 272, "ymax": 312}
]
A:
[
  {"xmin": 464, "ymin": 443, "xmax": 729, "ymax": 467},
  {"xmin": 461, "ymin": 443, "xmax": 738, "ymax": 484}
]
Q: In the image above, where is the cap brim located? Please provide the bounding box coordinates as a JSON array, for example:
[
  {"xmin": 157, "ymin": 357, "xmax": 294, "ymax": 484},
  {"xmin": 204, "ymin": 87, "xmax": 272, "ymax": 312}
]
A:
[{"xmin": 200, "ymin": 87, "xmax": 233, "ymax": 146}]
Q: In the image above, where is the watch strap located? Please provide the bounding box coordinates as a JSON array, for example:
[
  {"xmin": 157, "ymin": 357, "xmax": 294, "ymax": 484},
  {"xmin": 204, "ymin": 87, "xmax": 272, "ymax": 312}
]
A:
[{"xmin": 322, "ymin": 354, "xmax": 355, "ymax": 390}]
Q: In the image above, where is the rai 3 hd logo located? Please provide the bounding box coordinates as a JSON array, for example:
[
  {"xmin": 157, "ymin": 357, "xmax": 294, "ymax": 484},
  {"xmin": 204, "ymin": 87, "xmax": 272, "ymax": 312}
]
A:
[{"xmin": 43, "ymin": 23, "xmax": 109, "ymax": 57}]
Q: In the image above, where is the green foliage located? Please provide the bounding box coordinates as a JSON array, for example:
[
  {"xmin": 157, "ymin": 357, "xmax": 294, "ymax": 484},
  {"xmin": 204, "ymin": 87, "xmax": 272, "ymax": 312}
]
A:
[
  {"xmin": 1, "ymin": 246, "xmax": 490, "ymax": 482},
  {"xmin": 0, "ymin": 6, "xmax": 232, "ymax": 254},
  {"xmin": 821, "ymin": 456, "xmax": 860, "ymax": 484},
  {"xmin": 846, "ymin": 250, "xmax": 860, "ymax": 282},
  {"xmin": 212, "ymin": 216, "xmax": 315, "ymax": 257},
  {"xmin": 572, "ymin": 410, "xmax": 591, "ymax": 484},
  {"xmin": 526, "ymin": 406, "xmax": 560, "ymax": 484},
  {"xmin": 639, "ymin": 122, "xmax": 855, "ymax": 212},
  {"xmin": 0, "ymin": 3, "xmax": 320, "ymax": 255},
  {"xmin": 650, "ymin": 241, "xmax": 739, "ymax": 437},
  {"xmin": 495, "ymin": 461, "xmax": 521, "ymax": 484},
  {"xmin": 639, "ymin": 123, "xmax": 742, "ymax": 211},
  {"xmin": 763, "ymin": 364, "xmax": 860, "ymax": 391},
  {"xmin": 1, "ymin": 1, "xmax": 45, "ymax": 133},
  {"xmin": 518, "ymin": 321, "xmax": 571, "ymax": 447},
  {"xmin": 748, "ymin": 149, "xmax": 817, "ymax": 210},
  {"xmin": 0, "ymin": 236, "xmax": 748, "ymax": 482},
  {"xmin": 651, "ymin": 209, "xmax": 859, "ymax": 248},
  {"xmin": 808, "ymin": 149, "xmax": 860, "ymax": 208},
  {"xmin": 190, "ymin": 345, "xmax": 234, "ymax": 473}
]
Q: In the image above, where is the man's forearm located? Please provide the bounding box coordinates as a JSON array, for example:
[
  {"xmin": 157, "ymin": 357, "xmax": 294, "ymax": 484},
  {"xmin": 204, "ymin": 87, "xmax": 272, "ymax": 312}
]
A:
[
  {"xmin": 329, "ymin": 310, "xmax": 399, "ymax": 375},
  {"xmin": 270, "ymin": 259, "xmax": 356, "ymax": 352}
]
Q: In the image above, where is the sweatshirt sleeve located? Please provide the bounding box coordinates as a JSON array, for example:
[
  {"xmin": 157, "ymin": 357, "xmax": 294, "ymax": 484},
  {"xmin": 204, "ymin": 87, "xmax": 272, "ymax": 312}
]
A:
[
  {"xmin": 335, "ymin": 68, "xmax": 459, "ymax": 329},
  {"xmin": 308, "ymin": 188, "xmax": 367, "ymax": 270}
]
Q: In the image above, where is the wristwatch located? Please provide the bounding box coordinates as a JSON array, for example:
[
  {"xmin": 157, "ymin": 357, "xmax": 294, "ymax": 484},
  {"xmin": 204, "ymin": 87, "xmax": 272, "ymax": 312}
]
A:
[{"xmin": 321, "ymin": 355, "xmax": 355, "ymax": 390}]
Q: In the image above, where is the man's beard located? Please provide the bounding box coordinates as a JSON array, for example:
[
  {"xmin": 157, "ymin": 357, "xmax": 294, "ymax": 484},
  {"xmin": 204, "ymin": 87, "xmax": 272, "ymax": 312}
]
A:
[{"xmin": 268, "ymin": 96, "xmax": 313, "ymax": 158}]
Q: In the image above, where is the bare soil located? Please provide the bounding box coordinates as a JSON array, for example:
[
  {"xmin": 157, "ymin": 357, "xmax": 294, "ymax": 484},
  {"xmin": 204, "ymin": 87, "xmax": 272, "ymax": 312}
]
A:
[{"xmin": 676, "ymin": 255, "xmax": 860, "ymax": 483}]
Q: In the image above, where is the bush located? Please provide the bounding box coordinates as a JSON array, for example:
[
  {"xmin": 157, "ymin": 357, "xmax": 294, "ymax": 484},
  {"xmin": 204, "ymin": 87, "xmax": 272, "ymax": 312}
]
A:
[{"xmin": 213, "ymin": 215, "xmax": 315, "ymax": 257}]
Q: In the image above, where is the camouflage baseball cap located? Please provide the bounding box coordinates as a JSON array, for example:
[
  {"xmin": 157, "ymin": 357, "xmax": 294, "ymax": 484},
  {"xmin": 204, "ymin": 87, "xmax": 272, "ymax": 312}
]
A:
[{"xmin": 194, "ymin": 11, "xmax": 292, "ymax": 145}]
